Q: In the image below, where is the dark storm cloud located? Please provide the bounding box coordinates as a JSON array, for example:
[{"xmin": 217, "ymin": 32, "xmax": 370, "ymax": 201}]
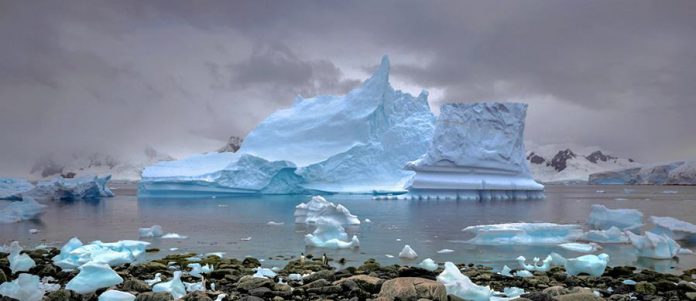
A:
[{"xmin": 0, "ymin": 0, "xmax": 695, "ymax": 175}]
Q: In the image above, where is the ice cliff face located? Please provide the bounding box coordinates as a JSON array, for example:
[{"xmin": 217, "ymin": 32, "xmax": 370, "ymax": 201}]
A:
[
  {"xmin": 140, "ymin": 56, "xmax": 435, "ymax": 196},
  {"xmin": 404, "ymin": 102, "xmax": 543, "ymax": 200},
  {"xmin": 589, "ymin": 160, "xmax": 696, "ymax": 185}
]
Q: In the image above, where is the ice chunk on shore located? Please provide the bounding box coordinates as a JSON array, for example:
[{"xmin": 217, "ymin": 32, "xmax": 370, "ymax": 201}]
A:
[
  {"xmin": 184, "ymin": 280, "xmax": 205, "ymax": 292},
  {"xmin": 558, "ymin": 242, "xmax": 602, "ymax": 253},
  {"xmin": 138, "ymin": 225, "xmax": 164, "ymax": 238},
  {"xmin": 564, "ymin": 253, "xmax": 609, "ymax": 277},
  {"xmin": 304, "ymin": 217, "xmax": 359, "ymax": 249},
  {"xmin": 0, "ymin": 197, "xmax": 46, "ymax": 223},
  {"xmin": 53, "ymin": 238, "xmax": 149, "ymax": 269},
  {"xmin": 516, "ymin": 255, "xmax": 554, "ymax": 272},
  {"xmin": 650, "ymin": 216, "xmax": 696, "ymax": 241},
  {"xmin": 398, "ymin": 245, "xmax": 418, "ymax": 259},
  {"xmin": 99, "ymin": 290, "xmax": 136, "ymax": 301},
  {"xmin": 145, "ymin": 273, "xmax": 162, "ymax": 286},
  {"xmin": 437, "ymin": 262, "xmax": 493, "ymax": 301},
  {"xmin": 581, "ymin": 226, "xmax": 630, "ymax": 244},
  {"xmin": 9, "ymin": 241, "xmax": 36, "ymax": 273},
  {"xmin": 188, "ymin": 263, "xmax": 213, "ymax": 278},
  {"xmin": 152, "ymin": 271, "xmax": 186, "ymax": 299},
  {"xmin": 65, "ymin": 262, "xmax": 123, "ymax": 294},
  {"xmin": 515, "ymin": 270, "xmax": 533, "ymax": 278},
  {"xmin": 463, "ymin": 223, "xmax": 583, "ymax": 245},
  {"xmin": 418, "ymin": 258, "xmax": 438, "ymax": 271},
  {"xmin": 294, "ymin": 196, "xmax": 360, "ymax": 225},
  {"xmin": 140, "ymin": 56, "xmax": 435, "ymax": 196},
  {"xmin": 626, "ymin": 231, "xmax": 681, "ymax": 259},
  {"xmin": 0, "ymin": 273, "xmax": 47, "ymax": 301},
  {"xmin": 0, "ymin": 178, "xmax": 35, "ymax": 200},
  {"xmin": 405, "ymin": 102, "xmax": 544, "ymax": 201},
  {"xmin": 587, "ymin": 204, "xmax": 643, "ymax": 233},
  {"xmin": 253, "ymin": 267, "xmax": 278, "ymax": 279}
]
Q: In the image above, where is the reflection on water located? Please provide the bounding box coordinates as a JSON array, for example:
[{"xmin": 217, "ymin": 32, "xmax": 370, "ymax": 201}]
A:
[{"xmin": 2, "ymin": 184, "xmax": 696, "ymax": 273}]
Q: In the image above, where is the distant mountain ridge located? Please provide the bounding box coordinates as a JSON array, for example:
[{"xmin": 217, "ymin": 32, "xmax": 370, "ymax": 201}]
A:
[{"xmin": 525, "ymin": 143, "xmax": 638, "ymax": 183}]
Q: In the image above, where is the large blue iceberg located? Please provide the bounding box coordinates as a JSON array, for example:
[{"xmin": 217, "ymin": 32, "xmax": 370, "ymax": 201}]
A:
[{"xmin": 140, "ymin": 56, "xmax": 436, "ymax": 196}]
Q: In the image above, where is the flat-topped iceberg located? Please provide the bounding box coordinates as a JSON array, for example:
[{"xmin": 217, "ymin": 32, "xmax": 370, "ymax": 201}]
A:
[
  {"xmin": 581, "ymin": 226, "xmax": 630, "ymax": 244},
  {"xmin": 0, "ymin": 175, "xmax": 113, "ymax": 201},
  {"xmin": 626, "ymin": 231, "xmax": 681, "ymax": 259},
  {"xmin": 294, "ymin": 196, "xmax": 360, "ymax": 225},
  {"xmin": 0, "ymin": 197, "xmax": 46, "ymax": 224},
  {"xmin": 650, "ymin": 216, "xmax": 696, "ymax": 241},
  {"xmin": 586, "ymin": 204, "xmax": 643, "ymax": 233},
  {"xmin": 405, "ymin": 102, "xmax": 544, "ymax": 201},
  {"xmin": 140, "ymin": 56, "xmax": 435, "ymax": 196},
  {"xmin": 463, "ymin": 223, "xmax": 583, "ymax": 245}
]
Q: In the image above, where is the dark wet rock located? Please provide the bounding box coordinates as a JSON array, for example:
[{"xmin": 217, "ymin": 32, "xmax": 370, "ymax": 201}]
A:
[
  {"xmin": 0, "ymin": 296, "xmax": 20, "ymax": 301},
  {"xmin": 182, "ymin": 291, "xmax": 212, "ymax": 301},
  {"xmin": 635, "ymin": 281, "xmax": 657, "ymax": 295},
  {"xmin": 378, "ymin": 277, "xmax": 446, "ymax": 301},
  {"xmin": 334, "ymin": 275, "xmax": 384, "ymax": 293},
  {"xmin": 306, "ymin": 284, "xmax": 342, "ymax": 295},
  {"xmin": 44, "ymin": 289, "xmax": 83, "ymax": 301},
  {"xmin": 121, "ymin": 278, "xmax": 151, "ymax": 292},
  {"xmin": 302, "ymin": 270, "xmax": 335, "ymax": 283},
  {"xmin": 358, "ymin": 258, "xmax": 381, "ymax": 273},
  {"xmin": 679, "ymin": 280, "xmax": 696, "ymax": 292},
  {"xmin": 145, "ymin": 248, "xmax": 160, "ymax": 253},
  {"xmin": 605, "ymin": 266, "xmax": 635, "ymax": 278},
  {"xmin": 652, "ymin": 279, "xmax": 677, "ymax": 291},
  {"xmin": 130, "ymin": 261, "xmax": 168, "ymax": 276},
  {"xmin": 238, "ymin": 296, "xmax": 264, "ymax": 301},
  {"xmin": 35, "ymin": 263, "xmax": 58, "ymax": 278},
  {"xmin": 302, "ymin": 279, "xmax": 332, "ymax": 289},
  {"xmin": 249, "ymin": 287, "xmax": 273, "ymax": 298},
  {"xmin": 210, "ymin": 268, "xmax": 240, "ymax": 279},
  {"xmin": 242, "ymin": 257, "xmax": 261, "ymax": 268},
  {"xmin": 0, "ymin": 269, "xmax": 6, "ymax": 283},
  {"xmin": 236, "ymin": 276, "xmax": 273, "ymax": 292},
  {"xmin": 520, "ymin": 292, "xmax": 555, "ymax": 301},
  {"xmin": 553, "ymin": 293, "xmax": 603, "ymax": 301},
  {"xmin": 135, "ymin": 292, "xmax": 174, "ymax": 301},
  {"xmin": 398, "ymin": 266, "xmax": 437, "ymax": 280},
  {"xmin": 542, "ymin": 286, "xmax": 569, "ymax": 296}
]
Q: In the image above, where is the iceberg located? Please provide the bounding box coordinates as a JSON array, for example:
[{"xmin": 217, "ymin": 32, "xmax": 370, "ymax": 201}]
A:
[
  {"xmin": 304, "ymin": 217, "xmax": 360, "ymax": 249},
  {"xmin": 138, "ymin": 225, "xmax": 164, "ymax": 238},
  {"xmin": 398, "ymin": 245, "xmax": 418, "ymax": 259},
  {"xmin": 0, "ymin": 178, "xmax": 34, "ymax": 200},
  {"xmin": 0, "ymin": 197, "xmax": 46, "ymax": 224},
  {"xmin": 626, "ymin": 231, "xmax": 681, "ymax": 259},
  {"xmin": 140, "ymin": 56, "xmax": 435, "ymax": 196},
  {"xmin": 9, "ymin": 241, "xmax": 36, "ymax": 274},
  {"xmin": 558, "ymin": 242, "xmax": 602, "ymax": 253},
  {"xmin": 437, "ymin": 262, "xmax": 493, "ymax": 301},
  {"xmin": 586, "ymin": 204, "xmax": 643, "ymax": 233},
  {"xmin": 27, "ymin": 175, "xmax": 113, "ymax": 201},
  {"xmin": 514, "ymin": 270, "xmax": 533, "ymax": 278},
  {"xmin": 516, "ymin": 255, "xmax": 555, "ymax": 272},
  {"xmin": 65, "ymin": 262, "xmax": 124, "ymax": 294},
  {"xmin": 589, "ymin": 160, "xmax": 696, "ymax": 185},
  {"xmin": 0, "ymin": 273, "xmax": 48, "ymax": 301},
  {"xmin": 152, "ymin": 271, "xmax": 186, "ymax": 299},
  {"xmin": 294, "ymin": 196, "xmax": 360, "ymax": 225},
  {"xmin": 418, "ymin": 258, "xmax": 438, "ymax": 271},
  {"xmin": 52, "ymin": 238, "xmax": 149, "ymax": 270},
  {"xmin": 581, "ymin": 226, "xmax": 630, "ymax": 244},
  {"xmin": 99, "ymin": 290, "xmax": 136, "ymax": 301},
  {"xmin": 404, "ymin": 102, "xmax": 544, "ymax": 201},
  {"xmin": 563, "ymin": 253, "xmax": 609, "ymax": 277},
  {"xmin": 462, "ymin": 223, "xmax": 583, "ymax": 245},
  {"xmin": 650, "ymin": 216, "xmax": 696, "ymax": 241}
]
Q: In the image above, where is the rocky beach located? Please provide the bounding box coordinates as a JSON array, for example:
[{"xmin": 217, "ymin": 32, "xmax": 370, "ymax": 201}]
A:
[{"xmin": 3, "ymin": 247, "xmax": 696, "ymax": 301}]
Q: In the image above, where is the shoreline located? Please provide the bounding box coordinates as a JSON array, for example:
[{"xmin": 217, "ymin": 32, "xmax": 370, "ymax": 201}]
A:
[{"xmin": 3, "ymin": 247, "xmax": 696, "ymax": 301}]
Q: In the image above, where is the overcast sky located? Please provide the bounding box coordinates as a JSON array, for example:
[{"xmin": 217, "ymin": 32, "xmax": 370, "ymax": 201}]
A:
[{"xmin": 1, "ymin": 0, "xmax": 695, "ymax": 174}]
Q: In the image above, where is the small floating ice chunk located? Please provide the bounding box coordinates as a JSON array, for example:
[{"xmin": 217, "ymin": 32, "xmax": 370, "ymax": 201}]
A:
[
  {"xmin": 437, "ymin": 262, "xmax": 493, "ymax": 301},
  {"xmin": 145, "ymin": 273, "xmax": 162, "ymax": 286},
  {"xmin": 267, "ymin": 221, "xmax": 284, "ymax": 226},
  {"xmin": 626, "ymin": 231, "xmax": 681, "ymax": 259},
  {"xmin": 29, "ymin": 228, "xmax": 39, "ymax": 234},
  {"xmin": 304, "ymin": 217, "xmax": 359, "ymax": 249},
  {"xmin": 294, "ymin": 195, "xmax": 360, "ymax": 225},
  {"xmin": 662, "ymin": 190, "xmax": 678, "ymax": 194},
  {"xmin": 463, "ymin": 223, "xmax": 583, "ymax": 245},
  {"xmin": 0, "ymin": 273, "xmax": 47, "ymax": 301},
  {"xmin": 581, "ymin": 226, "xmax": 630, "ymax": 244},
  {"xmin": 0, "ymin": 197, "xmax": 47, "ymax": 223},
  {"xmin": 437, "ymin": 248, "xmax": 454, "ymax": 254},
  {"xmin": 364, "ymin": 218, "xmax": 372, "ymax": 223},
  {"xmin": 398, "ymin": 245, "xmax": 418, "ymax": 259},
  {"xmin": 66, "ymin": 262, "xmax": 124, "ymax": 294},
  {"xmin": 385, "ymin": 254, "xmax": 394, "ymax": 258},
  {"xmin": 564, "ymin": 253, "xmax": 609, "ymax": 277},
  {"xmin": 558, "ymin": 242, "xmax": 602, "ymax": 253},
  {"xmin": 8, "ymin": 241, "xmax": 36, "ymax": 273},
  {"xmin": 650, "ymin": 216, "xmax": 696, "ymax": 241},
  {"xmin": 138, "ymin": 225, "xmax": 164, "ymax": 238},
  {"xmin": 152, "ymin": 271, "xmax": 186, "ymax": 299},
  {"xmin": 418, "ymin": 258, "xmax": 438, "ymax": 271},
  {"xmin": 240, "ymin": 236, "xmax": 252, "ymax": 241},
  {"xmin": 169, "ymin": 248, "xmax": 178, "ymax": 251},
  {"xmin": 162, "ymin": 233, "xmax": 188, "ymax": 239},
  {"xmin": 253, "ymin": 267, "xmax": 277, "ymax": 279},
  {"xmin": 99, "ymin": 290, "xmax": 136, "ymax": 301},
  {"xmin": 586, "ymin": 204, "xmax": 643, "ymax": 233}
]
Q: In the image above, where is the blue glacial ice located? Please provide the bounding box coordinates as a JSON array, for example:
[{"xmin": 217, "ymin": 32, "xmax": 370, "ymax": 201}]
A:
[
  {"xmin": 294, "ymin": 196, "xmax": 360, "ymax": 225},
  {"xmin": 404, "ymin": 102, "xmax": 544, "ymax": 201},
  {"xmin": 462, "ymin": 223, "xmax": 583, "ymax": 245},
  {"xmin": 183, "ymin": 280, "xmax": 205, "ymax": 293},
  {"xmin": 626, "ymin": 231, "xmax": 681, "ymax": 259},
  {"xmin": 9, "ymin": 241, "xmax": 36, "ymax": 274},
  {"xmin": 558, "ymin": 242, "xmax": 602, "ymax": 253},
  {"xmin": 563, "ymin": 253, "xmax": 609, "ymax": 277},
  {"xmin": 52, "ymin": 238, "xmax": 150, "ymax": 270},
  {"xmin": 98, "ymin": 290, "xmax": 136, "ymax": 301},
  {"xmin": 0, "ymin": 273, "xmax": 49, "ymax": 301},
  {"xmin": 304, "ymin": 217, "xmax": 360, "ymax": 249},
  {"xmin": 649, "ymin": 216, "xmax": 696, "ymax": 241},
  {"xmin": 27, "ymin": 175, "xmax": 114, "ymax": 201},
  {"xmin": 188, "ymin": 263, "xmax": 213, "ymax": 278},
  {"xmin": 418, "ymin": 258, "xmax": 438, "ymax": 271},
  {"xmin": 253, "ymin": 267, "xmax": 278, "ymax": 279},
  {"xmin": 0, "ymin": 178, "xmax": 34, "ymax": 200},
  {"xmin": 516, "ymin": 255, "xmax": 556, "ymax": 272},
  {"xmin": 586, "ymin": 204, "xmax": 643, "ymax": 233},
  {"xmin": 0, "ymin": 197, "xmax": 46, "ymax": 224},
  {"xmin": 437, "ymin": 262, "xmax": 493, "ymax": 301},
  {"xmin": 152, "ymin": 271, "xmax": 187, "ymax": 299},
  {"xmin": 140, "ymin": 56, "xmax": 435, "ymax": 196},
  {"xmin": 145, "ymin": 273, "xmax": 162, "ymax": 286},
  {"xmin": 65, "ymin": 262, "xmax": 124, "ymax": 294},
  {"xmin": 581, "ymin": 226, "xmax": 630, "ymax": 244},
  {"xmin": 138, "ymin": 225, "xmax": 164, "ymax": 238}
]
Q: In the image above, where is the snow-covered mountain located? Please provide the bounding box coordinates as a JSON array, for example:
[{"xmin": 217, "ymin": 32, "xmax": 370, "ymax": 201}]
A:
[
  {"xmin": 589, "ymin": 160, "xmax": 696, "ymax": 185},
  {"xmin": 30, "ymin": 146, "xmax": 174, "ymax": 181},
  {"xmin": 525, "ymin": 143, "xmax": 638, "ymax": 183}
]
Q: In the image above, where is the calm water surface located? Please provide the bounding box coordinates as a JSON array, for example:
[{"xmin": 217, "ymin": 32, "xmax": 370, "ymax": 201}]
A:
[{"xmin": 2, "ymin": 184, "xmax": 696, "ymax": 273}]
